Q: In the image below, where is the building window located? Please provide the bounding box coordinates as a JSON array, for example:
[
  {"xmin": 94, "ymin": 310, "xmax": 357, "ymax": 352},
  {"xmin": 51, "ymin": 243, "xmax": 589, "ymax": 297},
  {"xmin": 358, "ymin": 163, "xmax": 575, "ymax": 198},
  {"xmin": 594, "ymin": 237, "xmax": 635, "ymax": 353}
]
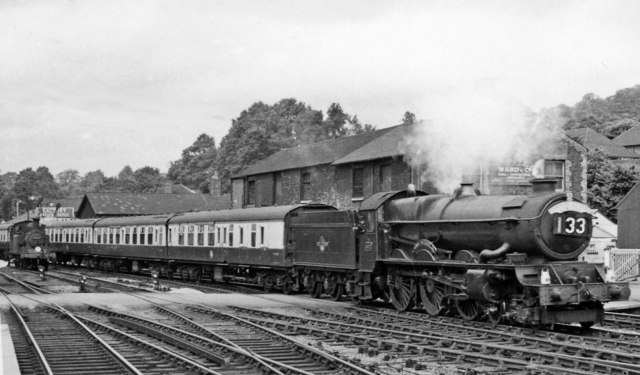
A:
[
  {"xmin": 247, "ymin": 179, "xmax": 256, "ymax": 206},
  {"xmin": 379, "ymin": 164, "xmax": 392, "ymax": 192},
  {"xmin": 273, "ymin": 172, "xmax": 282, "ymax": 205},
  {"xmin": 301, "ymin": 171, "xmax": 311, "ymax": 201},
  {"xmin": 544, "ymin": 160, "xmax": 565, "ymax": 190},
  {"xmin": 352, "ymin": 167, "xmax": 364, "ymax": 198}
]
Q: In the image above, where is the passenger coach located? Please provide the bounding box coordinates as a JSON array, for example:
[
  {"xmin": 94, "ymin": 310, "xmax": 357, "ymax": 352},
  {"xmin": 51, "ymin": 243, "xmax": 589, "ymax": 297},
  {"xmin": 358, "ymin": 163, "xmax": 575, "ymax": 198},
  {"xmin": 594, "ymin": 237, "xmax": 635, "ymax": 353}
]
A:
[{"xmin": 45, "ymin": 204, "xmax": 332, "ymax": 288}]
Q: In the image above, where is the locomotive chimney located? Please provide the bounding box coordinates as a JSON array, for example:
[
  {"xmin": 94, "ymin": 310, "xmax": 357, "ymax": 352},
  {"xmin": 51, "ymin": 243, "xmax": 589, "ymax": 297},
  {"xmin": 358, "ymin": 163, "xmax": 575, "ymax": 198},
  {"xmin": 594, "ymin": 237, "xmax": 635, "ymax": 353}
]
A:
[
  {"xmin": 453, "ymin": 182, "xmax": 478, "ymax": 198},
  {"xmin": 530, "ymin": 178, "xmax": 558, "ymax": 194}
]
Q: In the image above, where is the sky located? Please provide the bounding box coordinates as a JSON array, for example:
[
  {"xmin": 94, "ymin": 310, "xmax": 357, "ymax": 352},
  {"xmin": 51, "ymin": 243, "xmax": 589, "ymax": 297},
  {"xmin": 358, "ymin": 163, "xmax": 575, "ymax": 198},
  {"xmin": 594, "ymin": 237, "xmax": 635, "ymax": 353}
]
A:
[{"xmin": 1, "ymin": 0, "xmax": 640, "ymax": 177}]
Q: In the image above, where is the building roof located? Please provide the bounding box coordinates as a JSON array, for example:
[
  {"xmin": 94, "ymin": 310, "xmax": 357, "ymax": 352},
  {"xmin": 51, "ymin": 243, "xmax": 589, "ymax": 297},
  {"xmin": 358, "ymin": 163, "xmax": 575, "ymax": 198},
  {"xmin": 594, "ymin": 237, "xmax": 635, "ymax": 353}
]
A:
[
  {"xmin": 613, "ymin": 126, "xmax": 640, "ymax": 147},
  {"xmin": 80, "ymin": 192, "xmax": 228, "ymax": 216},
  {"xmin": 333, "ymin": 124, "xmax": 414, "ymax": 165},
  {"xmin": 233, "ymin": 125, "xmax": 401, "ymax": 178},
  {"xmin": 565, "ymin": 127, "xmax": 640, "ymax": 159},
  {"xmin": 41, "ymin": 197, "xmax": 83, "ymax": 213}
]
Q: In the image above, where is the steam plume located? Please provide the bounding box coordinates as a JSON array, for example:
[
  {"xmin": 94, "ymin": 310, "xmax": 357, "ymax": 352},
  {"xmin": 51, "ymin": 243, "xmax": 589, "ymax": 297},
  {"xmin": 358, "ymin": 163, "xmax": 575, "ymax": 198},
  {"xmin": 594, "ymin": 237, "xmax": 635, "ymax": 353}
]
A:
[{"xmin": 401, "ymin": 89, "xmax": 565, "ymax": 193}]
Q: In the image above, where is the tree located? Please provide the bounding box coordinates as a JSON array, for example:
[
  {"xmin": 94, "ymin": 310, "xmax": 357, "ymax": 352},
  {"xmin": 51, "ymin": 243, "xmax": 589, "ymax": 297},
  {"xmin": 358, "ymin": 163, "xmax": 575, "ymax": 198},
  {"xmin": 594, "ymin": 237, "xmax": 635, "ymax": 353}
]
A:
[
  {"xmin": 216, "ymin": 99, "xmax": 325, "ymax": 193},
  {"xmin": 168, "ymin": 133, "xmax": 217, "ymax": 193},
  {"xmin": 57, "ymin": 169, "xmax": 82, "ymax": 197},
  {"xmin": 132, "ymin": 166, "xmax": 165, "ymax": 193},
  {"xmin": 348, "ymin": 115, "xmax": 376, "ymax": 135},
  {"xmin": 587, "ymin": 148, "xmax": 639, "ymax": 222},
  {"xmin": 79, "ymin": 170, "xmax": 105, "ymax": 193},
  {"xmin": 322, "ymin": 103, "xmax": 349, "ymax": 139},
  {"xmin": 401, "ymin": 111, "xmax": 417, "ymax": 125}
]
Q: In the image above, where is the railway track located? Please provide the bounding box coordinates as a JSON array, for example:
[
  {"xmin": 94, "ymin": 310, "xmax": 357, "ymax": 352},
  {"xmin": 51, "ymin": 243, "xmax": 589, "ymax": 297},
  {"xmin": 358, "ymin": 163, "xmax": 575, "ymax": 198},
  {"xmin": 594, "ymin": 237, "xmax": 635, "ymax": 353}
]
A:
[
  {"xmin": 78, "ymin": 298, "xmax": 375, "ymax": 375},
  {"xmin": 0, "ymin": 270, "xmax": 54, "ymax": 295},
  {"xmin": 1, "ymin": 293, "xmax": 141, "ymax": 375},
  {"xmin": 227, "ymin": 305, "xmax": 640, "ymax": 374},
  {"xmin": 50, "ymin": 264, "xmax": 266, "ymax": 294},
  {"xmin": 605, "ymin": 311, "xmax": 640, "ymax": 331}
]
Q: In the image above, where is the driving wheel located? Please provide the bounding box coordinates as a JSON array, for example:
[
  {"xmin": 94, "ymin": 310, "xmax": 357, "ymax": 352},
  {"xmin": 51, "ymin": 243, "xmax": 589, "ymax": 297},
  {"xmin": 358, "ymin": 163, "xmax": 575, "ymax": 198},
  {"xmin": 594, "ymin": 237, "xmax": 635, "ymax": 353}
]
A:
[
  {"xmin": 456, "ymin": 299, "xmax": 480, "ymax": 321},
  {"xmin": 419, "ymin": 279, "xmax": 448, "ymax": 316},
  {"xmin": 389, "ymin": 274, "xmax": 416, "ymax": 311}
]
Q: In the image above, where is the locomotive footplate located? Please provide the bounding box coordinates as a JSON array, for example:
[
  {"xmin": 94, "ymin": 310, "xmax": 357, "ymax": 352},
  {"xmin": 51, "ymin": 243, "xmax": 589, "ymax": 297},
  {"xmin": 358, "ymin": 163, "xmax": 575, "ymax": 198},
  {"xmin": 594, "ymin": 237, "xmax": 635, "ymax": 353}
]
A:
[
  {"xmin": 538, "ymin": 282, "xmax": 630, "ymax": 305},
  {"xmin": 539, "ymin": 306, "xmax": 604, "ymax": 326}
]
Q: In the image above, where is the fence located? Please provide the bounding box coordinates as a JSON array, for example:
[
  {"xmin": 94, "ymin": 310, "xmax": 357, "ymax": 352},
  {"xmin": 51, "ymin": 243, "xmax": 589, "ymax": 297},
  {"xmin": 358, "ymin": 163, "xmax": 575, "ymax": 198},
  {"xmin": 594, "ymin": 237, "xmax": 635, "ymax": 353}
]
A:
[{"xmin": 611, "ymin": 248, "xmax": 640, "ymax": 281}]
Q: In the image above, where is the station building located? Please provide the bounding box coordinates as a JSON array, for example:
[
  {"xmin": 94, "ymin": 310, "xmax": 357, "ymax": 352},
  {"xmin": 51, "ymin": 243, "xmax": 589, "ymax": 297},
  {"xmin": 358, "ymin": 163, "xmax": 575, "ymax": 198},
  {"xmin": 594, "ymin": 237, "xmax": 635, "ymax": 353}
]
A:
[{"xmin": 231, "ymin": 123, "xmax": 591, "ymax": 209}]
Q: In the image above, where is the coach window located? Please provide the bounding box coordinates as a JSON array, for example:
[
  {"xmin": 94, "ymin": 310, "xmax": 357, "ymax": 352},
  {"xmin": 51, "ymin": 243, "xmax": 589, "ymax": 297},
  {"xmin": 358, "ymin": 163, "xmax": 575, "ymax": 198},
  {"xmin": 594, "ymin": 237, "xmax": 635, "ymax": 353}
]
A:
[
  {"xmin": 147, "ymin": 227, "xmax": 153, "ymax": 245},
  {"xmin": 133, "ymin": 227, "xmax": 139, "ymax": 245},
  {"xmin": 239, "ymin": 226, "xmax": 244, "ymax": 245},
  {"xmin": 116, "ymin": 228, "xmax": 121, "ymax": 244},
  {"xmin": 140, "ymin": 227, "xmax": 145, "ymax": 245},
  {"xmin": 158, "ymin": 228, "xmax": 163, "ymax": 246},
  {"xmin": 251, "ymin": 224, "xmax": 257, "ymax": 247},
  {"xmin": 352, "ymin": 167, "xmax": 364, "ymax": 198},
  {"xmin": 197, "ymin": 225, "xmax": 204, "ymax": 246},
  {"xmin": 178, "ymin": 225, "xmax": 185, "ymax": 246},
  {"xmin": 217, "ymin": 227, "xmax": 222, "ymax": 245},
  {"xmin": 207, "ymin": 225, "xmax": 215, "ymax": 246},
  {"xmin": 96, "ymin": 229, "xmax": 101, "ymax": 244},
  {"xmin": 260, "ymin": 226, "xmax": 265, "ymax": 245},
  {"xmin": 187, "ymin": 225, "xmax": 195, "ymax": 246},
  {"xmin": 229, "ymin": 225, "xmax": 234, "ymax": 247}
]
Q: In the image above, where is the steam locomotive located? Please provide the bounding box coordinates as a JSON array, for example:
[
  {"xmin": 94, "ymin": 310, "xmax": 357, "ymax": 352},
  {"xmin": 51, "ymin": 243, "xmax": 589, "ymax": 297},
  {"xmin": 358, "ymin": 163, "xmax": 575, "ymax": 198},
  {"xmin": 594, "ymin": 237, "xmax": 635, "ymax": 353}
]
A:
[
  {"xmin": 34, "ymin": 179, "xmax": 628, "ymax": 327},
  {"xmin": 0, "ymin": 218, "xmax": 53, "ymax": 269}
]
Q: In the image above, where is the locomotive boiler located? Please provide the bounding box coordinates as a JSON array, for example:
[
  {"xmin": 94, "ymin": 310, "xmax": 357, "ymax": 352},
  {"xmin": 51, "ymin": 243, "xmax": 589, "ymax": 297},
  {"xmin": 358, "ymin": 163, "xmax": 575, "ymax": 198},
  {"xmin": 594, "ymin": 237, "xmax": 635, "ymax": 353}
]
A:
[{"xmin": 378, "ymin": 180, "xmax": 630, "ymax": 327}]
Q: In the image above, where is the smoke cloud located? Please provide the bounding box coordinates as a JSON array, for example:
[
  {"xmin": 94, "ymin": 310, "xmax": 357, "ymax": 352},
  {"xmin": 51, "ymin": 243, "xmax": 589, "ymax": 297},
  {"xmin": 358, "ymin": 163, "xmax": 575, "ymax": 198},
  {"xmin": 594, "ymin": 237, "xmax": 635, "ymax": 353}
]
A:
[{"xmin": 400, "ymin": 89, "xmax": 566, "ymax": 193}]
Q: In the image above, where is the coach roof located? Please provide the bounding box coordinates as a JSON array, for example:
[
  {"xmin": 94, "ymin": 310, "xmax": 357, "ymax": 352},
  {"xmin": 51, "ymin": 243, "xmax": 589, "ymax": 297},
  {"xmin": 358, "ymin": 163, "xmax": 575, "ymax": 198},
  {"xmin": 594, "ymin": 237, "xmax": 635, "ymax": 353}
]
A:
[
  {"xmin": 45, "ymin": 219, "xmax": 101, "ymax": 228},
  {"xmin": 94, "ymin": 214, "xmax": 174, "ymax": 227},
  {"xmin": 169, "ymin": 204, "xmax": 320, "ymax": 224}
]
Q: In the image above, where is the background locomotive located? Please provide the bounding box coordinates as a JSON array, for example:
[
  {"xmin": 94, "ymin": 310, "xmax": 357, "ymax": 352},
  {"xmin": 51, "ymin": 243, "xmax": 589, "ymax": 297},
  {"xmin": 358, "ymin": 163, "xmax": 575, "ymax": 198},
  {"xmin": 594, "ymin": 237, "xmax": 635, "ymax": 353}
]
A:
[
  {"xmin": 27, "ymin": 179, "xmax": 629, "ymax": 327},
  {"xmin": 0, "ymin": 218, "xmax": 53, "ymax": 269}
]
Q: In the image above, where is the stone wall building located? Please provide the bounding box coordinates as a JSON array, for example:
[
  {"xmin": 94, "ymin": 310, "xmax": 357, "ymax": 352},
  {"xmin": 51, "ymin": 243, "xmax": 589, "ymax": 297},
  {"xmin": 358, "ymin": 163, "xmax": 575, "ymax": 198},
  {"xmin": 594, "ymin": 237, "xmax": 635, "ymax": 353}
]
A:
[{"xmin": 232, "ymin": 123, "xmax": 589, "ymax": 209}]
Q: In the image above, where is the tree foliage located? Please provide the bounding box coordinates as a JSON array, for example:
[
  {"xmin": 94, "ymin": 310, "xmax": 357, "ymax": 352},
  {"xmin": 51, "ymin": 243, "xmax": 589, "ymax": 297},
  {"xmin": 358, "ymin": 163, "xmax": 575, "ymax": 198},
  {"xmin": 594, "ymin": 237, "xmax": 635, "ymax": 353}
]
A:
[
  {"xmin": 98, "ymin": 166, "xmax": 166, "ymax": 193},
  {"xmin": 168, "ymin": 133, "xmax": 217, "ymax": 193},
  {"xmin": 214, "ymin": 99, "xmax": 375, "ymax": 193},
  {"xmin": 561, "ymin": 85, "xmax": 640, "ymax": 139},
  {"xmin": 587, "ymin": 149, "xmax": 639, "ymax": 222}
]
